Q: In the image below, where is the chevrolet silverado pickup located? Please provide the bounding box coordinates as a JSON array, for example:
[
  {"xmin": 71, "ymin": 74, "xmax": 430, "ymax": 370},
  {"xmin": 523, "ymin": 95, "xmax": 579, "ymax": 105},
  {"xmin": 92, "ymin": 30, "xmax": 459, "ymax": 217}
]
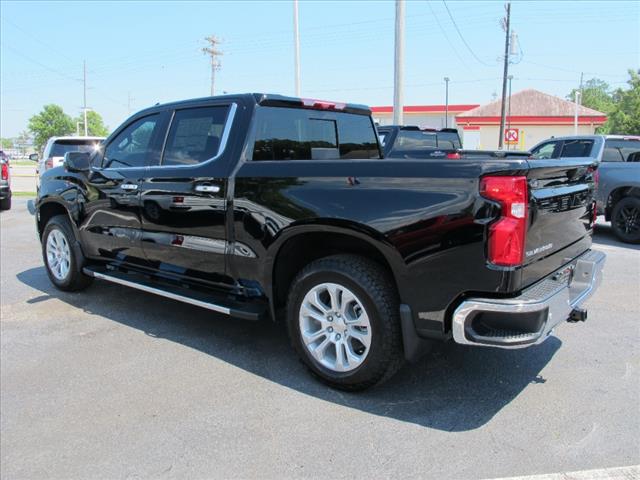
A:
[{"xmin": 32, "ymin": 93, "xmax": 605, "ymax": 390}]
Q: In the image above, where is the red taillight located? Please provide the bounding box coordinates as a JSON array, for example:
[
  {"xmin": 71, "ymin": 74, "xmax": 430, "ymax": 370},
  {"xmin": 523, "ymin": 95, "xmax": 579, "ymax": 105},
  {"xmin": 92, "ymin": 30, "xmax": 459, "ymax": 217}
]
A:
[
  {"xmin": 1, "ymin": 162, "xmax": 8, "ymax": 180},
  {"xmin": 301, "ymin": 98, "xmax": 346, "ymax": 110},
  {"xmin": 446, "ymin": 152, "xmax": 461, "ymax": 159},
  {"xmin": 480, "ymin": 175, "xmax": 528, "ymax": 267},
  {"xmin": 45, "ymin": 158, "xmax": 53, "ymax": 170}
]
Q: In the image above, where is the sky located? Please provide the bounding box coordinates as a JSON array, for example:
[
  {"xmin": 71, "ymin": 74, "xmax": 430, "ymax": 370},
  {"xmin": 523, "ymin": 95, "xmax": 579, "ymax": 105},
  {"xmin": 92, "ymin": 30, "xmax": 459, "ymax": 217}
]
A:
[{"xmin": 1, "ymin": 0, "xmax": 638, "ymax": 138}]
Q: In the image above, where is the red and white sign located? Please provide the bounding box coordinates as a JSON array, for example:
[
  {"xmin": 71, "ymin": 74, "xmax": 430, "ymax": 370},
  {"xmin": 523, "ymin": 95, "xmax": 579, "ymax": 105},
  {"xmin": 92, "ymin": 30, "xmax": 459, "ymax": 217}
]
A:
[{"xmin": 505, "ymin": 128, "xmax": 519, "ymax": 143}]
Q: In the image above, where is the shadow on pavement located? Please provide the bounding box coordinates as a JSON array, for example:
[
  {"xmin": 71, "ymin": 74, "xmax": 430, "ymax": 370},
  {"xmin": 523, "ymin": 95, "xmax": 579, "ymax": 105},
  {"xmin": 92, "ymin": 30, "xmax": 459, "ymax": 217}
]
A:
[
  {"xmin": 17, "ymin": 265, "xmax": 561, "ymax": 432},
  {"xmin": 593, "ymin": 222, "xmax": 640, "ymax": 251}
]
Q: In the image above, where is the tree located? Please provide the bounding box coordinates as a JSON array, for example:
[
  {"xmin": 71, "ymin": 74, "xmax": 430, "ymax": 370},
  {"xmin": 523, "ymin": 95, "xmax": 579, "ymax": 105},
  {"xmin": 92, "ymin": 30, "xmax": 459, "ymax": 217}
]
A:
[
  {"xmin": 28, "ymin": 105, "xmax": 74, "ymax": 152},
  {"xmin": 607, "ymin": 69, "xmax": 640, "ymax": 135},
  {"xmin": 0, "ymin": 138, "xmax": 12, "ymax": 149},
  {"xmin": 567, "ymin": 78, "xmax": 616, "ymax": 115},
  {"xmin": 76, "ymin": 110, "xmax": 109, "ymax": 137}
]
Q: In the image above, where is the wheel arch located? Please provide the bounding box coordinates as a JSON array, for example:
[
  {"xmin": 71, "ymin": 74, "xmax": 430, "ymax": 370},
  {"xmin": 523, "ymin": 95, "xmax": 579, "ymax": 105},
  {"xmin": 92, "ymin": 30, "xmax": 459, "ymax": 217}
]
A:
[
  {"xmin": 266, "ymin": 221, "xmax": 406, "ymax": 320},
  {"xmin": 37, "ymin": 199, "xmax": 79, "ymax": 240},
  {"xmin": 605, "ymin": 186, "xmax": 640, "ymax": 220}
]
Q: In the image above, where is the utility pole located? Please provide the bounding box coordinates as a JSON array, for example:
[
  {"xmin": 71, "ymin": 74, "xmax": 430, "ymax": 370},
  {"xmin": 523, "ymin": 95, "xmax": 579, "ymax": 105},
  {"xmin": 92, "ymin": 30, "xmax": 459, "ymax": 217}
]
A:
[
  {"xmin": 293, "ymin": 0, "xmax": 301, "ymax": 96},
  {"xmin": 507, "ymin": 74, "xmax": 513, "ymax": 150},
  {"xmin": 393, "ymin": 0, "xmax": 405, "ymax": 125},
  {"xmin": 83, "ymin": 60, "xmax": 88, "ymax": 137},
  {"xmin": 444, "ymin": 77, "xmax": 450, "ymax": 128},
  {"xmin": 574, "ymin": 90, "xmax": 581, "ymax": 135},
  {"xmin": 127, "ymin": 91, "xmax": 134, "ymax": 114},
  {"xmin": 202, "ymin": 36, "xmax": 223, "ymax": 96},
  {"xmin": 498, "ymin": 2, "xmax": 511, "ymax": 149}
]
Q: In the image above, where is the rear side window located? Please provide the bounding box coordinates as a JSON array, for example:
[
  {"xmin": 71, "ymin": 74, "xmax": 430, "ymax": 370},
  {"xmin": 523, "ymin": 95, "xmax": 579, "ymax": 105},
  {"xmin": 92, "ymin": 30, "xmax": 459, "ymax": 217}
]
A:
[
  {"xmin": 531, "ymin": 141, "xmax": 559, "ymax": 159},
  {"xmin": 560, "ymin": 139, "xmax": 594, "ymax": 158},
  {"xmin": 162, "ymin": 106, "xmax": 229, "ymax": 166},
  {"xmin": 103, "ymin": 114, "xmax": 161, "ymax": 168},
  {"xmin": 252, "ymin": 107, "xmax": 380, "ymax": 161},
  {"xmin": 50, "ymin": 140, "xmax": 100, "ymax": 157},
  {"xmin": 603, "ymin": 139, "xmax": 640, "ymax": 162}
]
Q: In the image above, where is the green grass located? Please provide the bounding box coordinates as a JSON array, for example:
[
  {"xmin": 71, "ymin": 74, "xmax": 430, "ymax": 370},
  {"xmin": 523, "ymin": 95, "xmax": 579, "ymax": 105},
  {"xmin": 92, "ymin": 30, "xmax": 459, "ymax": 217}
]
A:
[
  {"xmin": 10, "ymin": 160, "xmax": 37, "ymax": 167},
  {"xmin": 12, "ymin": 191, "xmax": 36, "ymax": 197}
]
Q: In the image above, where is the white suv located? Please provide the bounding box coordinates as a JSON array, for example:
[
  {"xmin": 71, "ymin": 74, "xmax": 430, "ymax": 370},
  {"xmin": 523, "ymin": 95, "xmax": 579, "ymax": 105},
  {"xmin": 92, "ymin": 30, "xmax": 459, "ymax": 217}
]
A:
[{"xmin": 33, "ymin": 136, "xmax": 104, "ymax": 176}]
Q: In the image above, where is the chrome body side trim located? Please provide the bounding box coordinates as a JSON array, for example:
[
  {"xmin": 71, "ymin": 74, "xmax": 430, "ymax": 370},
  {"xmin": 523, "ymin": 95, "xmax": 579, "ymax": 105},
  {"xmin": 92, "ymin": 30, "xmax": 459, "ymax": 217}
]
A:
[{"xmin": 452, "ymin": 249, "xmax": 606, "ymax": 349}]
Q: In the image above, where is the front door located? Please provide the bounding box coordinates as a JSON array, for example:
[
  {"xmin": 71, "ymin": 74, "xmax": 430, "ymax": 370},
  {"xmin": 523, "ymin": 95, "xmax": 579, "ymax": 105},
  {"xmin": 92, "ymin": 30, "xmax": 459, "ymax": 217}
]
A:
[
  {"xmin": 139, "ymin": 104, "xmax": 234, "ymax": 288},
  {"xmin": 79, "ymin": 112, "xmax": 168, "ymax": 267}
]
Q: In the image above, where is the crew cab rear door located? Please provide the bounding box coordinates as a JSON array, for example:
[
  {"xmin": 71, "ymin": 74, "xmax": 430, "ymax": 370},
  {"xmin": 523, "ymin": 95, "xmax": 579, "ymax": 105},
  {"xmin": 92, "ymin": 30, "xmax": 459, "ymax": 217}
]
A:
[{"xmin": 138, "ymin": 102, "xmax": 237, "ymax": 290}]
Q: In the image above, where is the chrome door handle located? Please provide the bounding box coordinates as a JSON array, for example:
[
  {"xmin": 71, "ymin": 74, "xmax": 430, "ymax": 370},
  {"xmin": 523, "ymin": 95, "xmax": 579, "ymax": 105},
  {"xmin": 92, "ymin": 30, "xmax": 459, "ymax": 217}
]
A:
[
  {"xmin": 121, "ymin": 183, "xmax": 138, "ymax": 191},
  {"xmin": 194, "ymin": 184, "xmax": 220, "ymax": 193}
]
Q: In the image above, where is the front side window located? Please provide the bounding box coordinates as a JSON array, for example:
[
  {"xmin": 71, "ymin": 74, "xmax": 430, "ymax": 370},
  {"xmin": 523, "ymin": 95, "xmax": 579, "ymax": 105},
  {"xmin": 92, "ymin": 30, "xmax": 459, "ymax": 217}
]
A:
[
  {"xmin": 603, "ymin": 139, "xmax": 640, "ymax": 162},
  {"xmin": 560, "ymin": 139, "xmax": 594, "ymax": 158},
  {"xmin": 531, "ymin": 141, "xmax": 558, "ymax": 159},
  {"xmin": 162, "ymin": 106, "xmax": 230, "ymax": 166},
  {"xmin": 103, "ymin": 114, "xmax": 161, "ymax": 168},
  {"xmin": 252, "ymin": 107, "xmax": 379, "ymax": 161}
]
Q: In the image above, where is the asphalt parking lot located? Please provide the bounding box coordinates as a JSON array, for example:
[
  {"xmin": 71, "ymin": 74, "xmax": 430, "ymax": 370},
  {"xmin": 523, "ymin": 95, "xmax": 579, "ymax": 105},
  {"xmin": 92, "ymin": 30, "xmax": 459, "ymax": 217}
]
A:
[{"xmin": 1, "ymin": 198, "xmax": 639, "ymax": 479}]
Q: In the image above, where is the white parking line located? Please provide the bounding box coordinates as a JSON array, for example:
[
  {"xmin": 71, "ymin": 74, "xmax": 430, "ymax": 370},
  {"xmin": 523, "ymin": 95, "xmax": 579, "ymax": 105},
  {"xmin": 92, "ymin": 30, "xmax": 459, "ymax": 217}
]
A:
[{"xmin": 486, "ymin": 465, "xmax": 639, "ymax": 480}]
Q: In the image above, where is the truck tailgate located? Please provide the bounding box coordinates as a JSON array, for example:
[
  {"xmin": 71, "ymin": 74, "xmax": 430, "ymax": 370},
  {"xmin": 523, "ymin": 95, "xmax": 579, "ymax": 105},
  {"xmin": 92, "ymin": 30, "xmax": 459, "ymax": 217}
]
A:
[{"xmin": 521, "ymin": 157, "xmax": 598, "ymax": 288}]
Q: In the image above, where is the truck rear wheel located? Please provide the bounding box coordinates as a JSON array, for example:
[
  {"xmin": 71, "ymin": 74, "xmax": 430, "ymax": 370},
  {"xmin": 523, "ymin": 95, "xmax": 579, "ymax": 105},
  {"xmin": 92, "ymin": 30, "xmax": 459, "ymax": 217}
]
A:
[
  {"xmin": 611, "ymin": 196, "xmax": 640, "ymax": 244},
  {"xmin": 287, "ymin": 254, "xmax": 404, "ymax": 391},
  {"xmin": 42, "ymin": 215, "xmax": 93, "ymax": 291}
]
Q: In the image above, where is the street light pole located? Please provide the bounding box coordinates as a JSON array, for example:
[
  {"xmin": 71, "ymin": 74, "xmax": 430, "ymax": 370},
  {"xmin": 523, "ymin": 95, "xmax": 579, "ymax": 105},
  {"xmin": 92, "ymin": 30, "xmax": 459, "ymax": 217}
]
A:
[
  {"xmin": 574, "ymin": 90, "xmax": 581, "ymax": 135},
  {"xmin": 393, "ymin": 0, "xmax": 405, "ymax": 125},
  {"xmin": 293, "ymin": 0, "xmax": 301, "ymax": 96},
  {"xmin": 83, "ymin": 60, "xmax": 88, "ymax": 137},
  {"xmin": 444, "ymin": 77, "xmax": 450, "ymax": 128}
]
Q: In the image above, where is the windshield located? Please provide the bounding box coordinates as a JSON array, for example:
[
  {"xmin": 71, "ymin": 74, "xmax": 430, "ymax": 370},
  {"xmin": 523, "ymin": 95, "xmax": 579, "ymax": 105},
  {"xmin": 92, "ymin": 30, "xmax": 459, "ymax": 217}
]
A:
[{"xmin": 49, "ymin": 140, "xmax": 101, "ymax": 158}]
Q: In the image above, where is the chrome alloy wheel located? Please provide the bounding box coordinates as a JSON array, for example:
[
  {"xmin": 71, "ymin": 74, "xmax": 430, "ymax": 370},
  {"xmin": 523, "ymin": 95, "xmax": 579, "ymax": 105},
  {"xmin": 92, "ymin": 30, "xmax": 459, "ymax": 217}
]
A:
[
  {"xmin": 46, "ymin": 229, "xmax": 71, "ymax": 281},
  {"xmin": 298, "ymin": 282, "xmax": 372, "ymax": 373}
]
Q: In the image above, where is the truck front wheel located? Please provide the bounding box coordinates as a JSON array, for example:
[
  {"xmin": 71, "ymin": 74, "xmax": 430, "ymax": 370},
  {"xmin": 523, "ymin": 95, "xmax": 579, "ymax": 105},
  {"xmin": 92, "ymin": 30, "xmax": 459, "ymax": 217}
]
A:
[
  {"xmin": 286, "ymin": 254, "xmax": 404, "ymax": 391},
  {"xmin": 42, "ymin": 215, "xmax": 93, "ymax": 291}
]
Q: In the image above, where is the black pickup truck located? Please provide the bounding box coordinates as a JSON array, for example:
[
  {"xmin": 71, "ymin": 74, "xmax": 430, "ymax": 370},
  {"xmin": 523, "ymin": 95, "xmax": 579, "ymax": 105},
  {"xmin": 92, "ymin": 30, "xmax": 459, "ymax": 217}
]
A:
[{"xmin": 32, "ymin": 93, "xmax": 605, "ymax": 390}]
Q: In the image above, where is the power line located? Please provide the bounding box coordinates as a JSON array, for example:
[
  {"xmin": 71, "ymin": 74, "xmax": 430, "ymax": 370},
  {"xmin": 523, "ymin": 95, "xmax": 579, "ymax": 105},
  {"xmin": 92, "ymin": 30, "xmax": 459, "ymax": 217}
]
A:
[
  {"xmin": 441, "ymin": 1, "xmax": 495, "ymax": 67},
  {"xmin": 427, "ymin": 2, "xmax": 470, "ymax": 71}
]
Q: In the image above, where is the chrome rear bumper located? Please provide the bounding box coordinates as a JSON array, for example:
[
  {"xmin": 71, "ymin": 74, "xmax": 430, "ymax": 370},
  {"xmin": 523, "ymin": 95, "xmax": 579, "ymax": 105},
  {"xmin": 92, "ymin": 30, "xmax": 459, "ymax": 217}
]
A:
[{"xmin": 452, "ymin": 249, "xmax": 606, "ymax": 349}]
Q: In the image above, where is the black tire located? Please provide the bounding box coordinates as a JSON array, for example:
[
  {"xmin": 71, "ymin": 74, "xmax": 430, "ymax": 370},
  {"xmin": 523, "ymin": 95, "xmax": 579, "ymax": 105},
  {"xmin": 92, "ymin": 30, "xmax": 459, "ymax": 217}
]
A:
[
  {"xmin": 287, "ymin": 254, "xmax": 404, "ymax": 391},
  {"xmin": 41, "ymin": 214, "xmax": 93, "ymax": 291},
  {"xmin": 0, "ymin": 196, "xmax": 10, "ymax": 210},
  {"xmin": 611, "ymin": 196, "xmax": 640, "ymax": 244}
]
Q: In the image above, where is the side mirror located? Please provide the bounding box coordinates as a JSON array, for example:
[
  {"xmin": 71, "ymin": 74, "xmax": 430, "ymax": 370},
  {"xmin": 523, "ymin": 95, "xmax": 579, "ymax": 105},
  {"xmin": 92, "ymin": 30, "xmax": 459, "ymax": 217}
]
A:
[
  {"xmin": 64, "ymin": 151, "xmax": 91, "ymax": 172},
  {"xmin": 29, "ymin": 153, "xmax": 39, "ymax": 161}
]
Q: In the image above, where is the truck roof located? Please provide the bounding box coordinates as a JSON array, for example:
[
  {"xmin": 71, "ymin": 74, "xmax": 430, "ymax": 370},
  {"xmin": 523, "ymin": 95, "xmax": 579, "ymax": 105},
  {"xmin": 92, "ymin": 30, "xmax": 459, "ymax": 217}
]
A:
[{"xmin": 135, "ymin": 93, "xmax": 372, "ymax": 117}]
